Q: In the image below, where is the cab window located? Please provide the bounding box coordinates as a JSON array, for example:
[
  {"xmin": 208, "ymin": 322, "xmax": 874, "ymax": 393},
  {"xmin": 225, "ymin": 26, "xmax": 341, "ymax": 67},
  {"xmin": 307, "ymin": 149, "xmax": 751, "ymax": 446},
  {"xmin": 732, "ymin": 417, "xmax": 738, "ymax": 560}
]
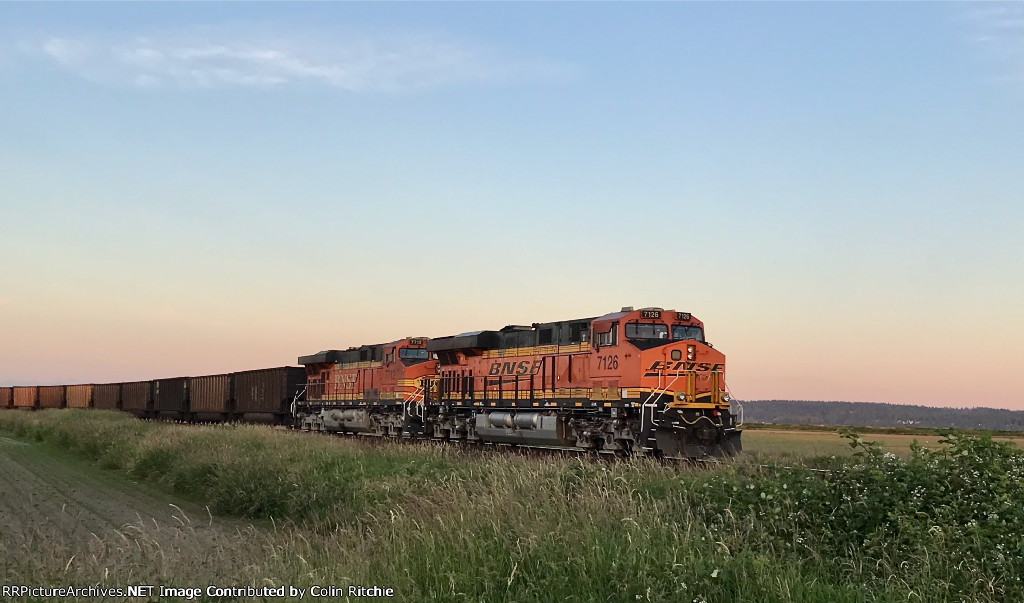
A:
[
  {"xmin": 399, "ymin": 348, "xmax": 429, "ymax": 360},
  {"xmin": 597, "ymin": 325, "xmax": 618, "ymax": 346},
  {"xmin": 625, "ymin": 322, "xmax": 668, "ymax": 340},
  {"xmin": 672, "ymin": 325, "xmax": 704, "ymax": 342}
]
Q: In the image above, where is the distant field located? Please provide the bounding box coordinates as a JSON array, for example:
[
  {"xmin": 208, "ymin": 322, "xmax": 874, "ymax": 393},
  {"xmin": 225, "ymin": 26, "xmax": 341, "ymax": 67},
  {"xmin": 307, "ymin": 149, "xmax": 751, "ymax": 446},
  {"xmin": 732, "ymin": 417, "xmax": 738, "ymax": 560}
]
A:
[{"xmin": 742, "ymin": 427, "xmax": 1024, "ymax": 457}]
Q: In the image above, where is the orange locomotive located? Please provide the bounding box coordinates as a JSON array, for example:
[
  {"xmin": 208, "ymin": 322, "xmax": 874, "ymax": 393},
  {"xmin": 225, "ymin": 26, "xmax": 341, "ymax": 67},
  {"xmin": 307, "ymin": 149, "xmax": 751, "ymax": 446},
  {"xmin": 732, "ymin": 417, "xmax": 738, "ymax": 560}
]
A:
[
  {"xmin": 296, "ymin": 338, "xmax": 436, "ymax": 436},
  {"xmin": 295, "ymin": 307, "xmax": 741, "ymax": 458}
]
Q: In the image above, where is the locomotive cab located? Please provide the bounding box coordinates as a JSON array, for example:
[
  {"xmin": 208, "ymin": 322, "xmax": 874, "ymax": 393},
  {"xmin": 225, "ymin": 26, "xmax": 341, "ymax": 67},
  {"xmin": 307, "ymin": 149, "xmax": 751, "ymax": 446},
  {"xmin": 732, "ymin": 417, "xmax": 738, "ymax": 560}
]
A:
[{"xmin": 387, "ymin": 339, "xmax": 432, "ymax": 366}]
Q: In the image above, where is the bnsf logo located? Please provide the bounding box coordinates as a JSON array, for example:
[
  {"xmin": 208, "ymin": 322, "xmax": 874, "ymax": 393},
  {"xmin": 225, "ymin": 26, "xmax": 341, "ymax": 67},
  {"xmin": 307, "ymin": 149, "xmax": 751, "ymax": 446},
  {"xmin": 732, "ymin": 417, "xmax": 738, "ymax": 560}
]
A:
[
  {"xmin": 645, "ymin": 361, "xmax": 724, "ymax": 375},
  {"xmin": 488, "ymin": 360, "xmax": 543, "ymax": 376}
]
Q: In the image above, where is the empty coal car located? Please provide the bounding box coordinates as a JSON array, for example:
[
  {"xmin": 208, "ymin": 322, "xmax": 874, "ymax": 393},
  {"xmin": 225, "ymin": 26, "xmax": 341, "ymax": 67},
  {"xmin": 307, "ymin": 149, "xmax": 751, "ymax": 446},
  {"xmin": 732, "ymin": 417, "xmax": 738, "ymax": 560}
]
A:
[
  {"xmin": 233, "ymin": 367, "xmax": 305, "ymax": 423},
  {"xmin": 13, "ymin": 386, "xmax": 38, "ymax": 410},
  {"xmin": 66, "ymin": 385, "xmax": 93, "ymax": 409}
]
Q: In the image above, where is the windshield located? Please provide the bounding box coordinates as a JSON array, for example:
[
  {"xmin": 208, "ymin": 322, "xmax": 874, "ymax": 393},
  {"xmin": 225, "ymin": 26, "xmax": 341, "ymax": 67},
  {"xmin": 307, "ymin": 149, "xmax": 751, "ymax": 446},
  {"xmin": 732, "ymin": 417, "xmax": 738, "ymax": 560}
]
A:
[
  {"xmin": 672, "ymin": 325, "xmax": 704, "ymax": 342},
  {"xmin": 399, "ymin": 348, "xmax": 429, "ymax": 360},
  {"xmin": 625, "ymin": 323, "xmax": 669, "ymax": 340}
]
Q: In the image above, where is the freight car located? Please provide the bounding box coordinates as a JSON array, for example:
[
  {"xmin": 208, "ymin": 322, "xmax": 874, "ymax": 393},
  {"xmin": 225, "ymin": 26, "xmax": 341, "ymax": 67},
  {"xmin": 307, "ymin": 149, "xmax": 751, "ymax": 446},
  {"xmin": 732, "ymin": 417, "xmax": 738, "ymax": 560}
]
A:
[
  {"xmin": 92, "ymin": 383, "xmax": 121, "ymax": 410},
  {"xmin": 13, "ymin": 386, "xmax": 38, "ymax": 409},
  {"xmin": 294, "ymin": 307, "xmax": 741, "ymax": 458},
  {"xmin": 121, "ymin": 380, "xmax": 153, "ymax": 418},
  {"xmin": 233, "ymin": 367, "xmax": 305, "ymax": 423},
  {"xmin": 66, "ymin": 384, "xmax": 93, "ymax": 409},
  {"xmin": 153, "ymin": 377, "xmax": 188, "ymax": 420},
  {"xmin": 38, "ymin": 385, "xmax": 65, "ymax": 409},
  {"xmin": 190, "ymin": 374, "xmax": 231, "ymax": 422}
]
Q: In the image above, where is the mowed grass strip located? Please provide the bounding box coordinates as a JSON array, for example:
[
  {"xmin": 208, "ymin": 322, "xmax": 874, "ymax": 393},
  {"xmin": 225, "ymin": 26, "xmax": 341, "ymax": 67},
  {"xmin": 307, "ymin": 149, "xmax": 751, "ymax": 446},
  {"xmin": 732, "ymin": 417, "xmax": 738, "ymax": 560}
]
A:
[{"xmin": 1, "ymin": 409, "xmax": 1022, "ymax": 603}]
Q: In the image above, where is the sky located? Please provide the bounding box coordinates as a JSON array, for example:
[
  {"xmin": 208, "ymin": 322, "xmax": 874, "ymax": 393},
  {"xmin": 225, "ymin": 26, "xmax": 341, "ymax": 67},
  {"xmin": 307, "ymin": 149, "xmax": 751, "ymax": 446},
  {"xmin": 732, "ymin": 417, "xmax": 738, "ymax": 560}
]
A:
[{"xmin": 1, "ymin": 3, "xmax": 1022, "ymax": 409}]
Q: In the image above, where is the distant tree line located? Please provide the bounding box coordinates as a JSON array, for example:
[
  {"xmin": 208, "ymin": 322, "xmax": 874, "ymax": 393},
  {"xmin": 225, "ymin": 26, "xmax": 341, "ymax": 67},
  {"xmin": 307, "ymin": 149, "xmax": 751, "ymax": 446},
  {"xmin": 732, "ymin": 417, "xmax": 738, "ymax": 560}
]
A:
[{"xmin": 738, "ymin": 400, "xmax": 1024, "ymax": 431}]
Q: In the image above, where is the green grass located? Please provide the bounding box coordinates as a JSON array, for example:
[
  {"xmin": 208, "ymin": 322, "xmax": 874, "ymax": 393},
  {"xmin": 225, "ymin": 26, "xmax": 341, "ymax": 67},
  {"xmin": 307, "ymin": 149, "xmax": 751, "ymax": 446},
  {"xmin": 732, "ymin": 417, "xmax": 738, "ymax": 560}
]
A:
[{"xmin": 1, "ymin": 410, "xmax": 1022, "ymax": 602}]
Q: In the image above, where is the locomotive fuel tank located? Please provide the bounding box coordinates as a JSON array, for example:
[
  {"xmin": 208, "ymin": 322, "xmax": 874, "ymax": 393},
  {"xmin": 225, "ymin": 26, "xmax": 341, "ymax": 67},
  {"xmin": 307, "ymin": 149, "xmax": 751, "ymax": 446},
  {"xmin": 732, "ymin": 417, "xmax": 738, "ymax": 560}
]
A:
[{"xmin": 473, "ymin": 411, "xmax": 574, "ymax": 447}]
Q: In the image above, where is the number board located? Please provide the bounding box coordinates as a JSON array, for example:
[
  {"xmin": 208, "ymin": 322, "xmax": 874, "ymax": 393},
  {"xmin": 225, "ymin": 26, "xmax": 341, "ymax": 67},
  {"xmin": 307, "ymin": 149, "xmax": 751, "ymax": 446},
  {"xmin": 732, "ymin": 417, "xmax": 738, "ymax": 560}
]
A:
[
  {"xmin": 676, "ymin": 312, "xmax": 691, "ymax": 321},
  {"xmin": 640, "ymin": 310, "xmax": 661, "ymax": 319},
  {"xmin": 408, "ymin": 339, "xmax": 425, "ymax": 346}
]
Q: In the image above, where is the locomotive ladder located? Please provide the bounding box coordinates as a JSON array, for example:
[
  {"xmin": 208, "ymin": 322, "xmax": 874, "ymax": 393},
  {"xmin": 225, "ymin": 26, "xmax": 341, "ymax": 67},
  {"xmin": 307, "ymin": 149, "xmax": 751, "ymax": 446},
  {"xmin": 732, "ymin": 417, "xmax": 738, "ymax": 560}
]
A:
[
  {"xmin": 403, "ymin": 383, "xmax": 427, "ymax": 423},
  {"xmin": 637, "ymin": 372, "xmax": 683, "ymax": 453}
]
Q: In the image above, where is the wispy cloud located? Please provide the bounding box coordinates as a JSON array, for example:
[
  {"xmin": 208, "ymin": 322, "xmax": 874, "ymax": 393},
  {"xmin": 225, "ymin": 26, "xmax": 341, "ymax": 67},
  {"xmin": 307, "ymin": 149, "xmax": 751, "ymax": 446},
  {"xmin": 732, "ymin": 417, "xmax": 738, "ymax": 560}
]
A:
[
  {"xmin": 966, "ymin": 5, "xmax": 1024, "ymax": 86},
  {"xmin": 18, "ymin": 25, "xmax": 569, "ymax": 92}
]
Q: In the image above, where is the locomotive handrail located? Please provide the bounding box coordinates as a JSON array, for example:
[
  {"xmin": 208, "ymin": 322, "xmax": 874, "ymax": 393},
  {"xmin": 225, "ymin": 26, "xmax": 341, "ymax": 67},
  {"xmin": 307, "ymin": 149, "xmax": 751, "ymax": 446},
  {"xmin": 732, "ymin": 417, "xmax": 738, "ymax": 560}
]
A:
[
  {"xmin": 290, "ymin": 386, "xmax": 307, "ymax": 417},
  {"xmin": 404, "ymin": 383, "xmax": 426, "ymax": 406},
  {"xmin": 722, "ymin": 379, "xmax": 742, "ymax": 426},
  {"xmin": 637, "ymin": 371, "xmax": 684, "ymax": 451}
]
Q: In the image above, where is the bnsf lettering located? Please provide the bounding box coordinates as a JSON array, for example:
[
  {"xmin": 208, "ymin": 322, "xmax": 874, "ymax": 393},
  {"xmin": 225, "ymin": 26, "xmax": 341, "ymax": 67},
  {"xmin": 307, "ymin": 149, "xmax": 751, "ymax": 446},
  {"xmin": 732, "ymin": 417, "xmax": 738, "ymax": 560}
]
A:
[
  {"xmin": 645, "ymin": 361, "xmax": 724, "ymax": 373},
  {"xmin": 488, "ymin": 360, "xmax": 544, "ymax": 376}
]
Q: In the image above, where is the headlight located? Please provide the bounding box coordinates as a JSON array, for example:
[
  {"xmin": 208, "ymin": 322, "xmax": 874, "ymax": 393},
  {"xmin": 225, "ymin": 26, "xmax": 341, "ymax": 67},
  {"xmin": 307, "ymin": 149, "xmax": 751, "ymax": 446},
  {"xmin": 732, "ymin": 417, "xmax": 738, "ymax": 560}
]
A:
[
  {"xmin": 686, "ymin": 345, "xmax": 696, "ymax": 360},
  {"xmin": 721, "ymin": 393, "xmax": 731, "ymax": 402},
  {"xmin": 677, "ymin": 392, "xmax": 687, "ymax": 401}
]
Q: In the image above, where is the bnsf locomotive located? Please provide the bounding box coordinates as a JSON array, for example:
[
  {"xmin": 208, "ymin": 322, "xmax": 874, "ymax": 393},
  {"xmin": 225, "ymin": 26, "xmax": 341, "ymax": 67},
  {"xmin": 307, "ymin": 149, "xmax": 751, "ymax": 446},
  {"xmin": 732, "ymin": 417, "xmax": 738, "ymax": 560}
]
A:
[{"xmin": 295, "ymin": 307, "xmax": 741, "ymax": 458}]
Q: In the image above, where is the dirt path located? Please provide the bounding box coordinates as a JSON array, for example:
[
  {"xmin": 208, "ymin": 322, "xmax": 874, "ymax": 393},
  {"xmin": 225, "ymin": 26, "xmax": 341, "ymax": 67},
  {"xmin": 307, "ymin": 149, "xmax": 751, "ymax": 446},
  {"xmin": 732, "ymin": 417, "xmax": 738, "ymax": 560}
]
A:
[{"xmin": 0, "ymin": 435, "xmax": 277, "ymax": 593}]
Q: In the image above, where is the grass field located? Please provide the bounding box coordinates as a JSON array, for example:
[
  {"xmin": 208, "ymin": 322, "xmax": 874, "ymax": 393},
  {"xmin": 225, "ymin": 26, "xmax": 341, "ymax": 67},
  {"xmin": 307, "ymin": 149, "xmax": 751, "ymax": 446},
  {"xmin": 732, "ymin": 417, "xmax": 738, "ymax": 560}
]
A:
[
  {"xmin": 1, "ymin": 410, "xmax": 1022, "ymax": 602},
  {"xmin": 742, "ymin": 427, "xmax": 1024, "ymax": 457}
]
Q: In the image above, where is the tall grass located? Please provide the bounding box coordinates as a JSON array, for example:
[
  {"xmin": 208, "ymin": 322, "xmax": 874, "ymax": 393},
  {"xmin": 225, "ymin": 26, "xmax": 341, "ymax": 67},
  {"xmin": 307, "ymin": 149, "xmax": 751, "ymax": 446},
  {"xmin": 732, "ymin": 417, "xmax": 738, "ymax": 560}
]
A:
[{"xmin": 1, "ymin": 410, "xmax": 1021, "ymax": 602}]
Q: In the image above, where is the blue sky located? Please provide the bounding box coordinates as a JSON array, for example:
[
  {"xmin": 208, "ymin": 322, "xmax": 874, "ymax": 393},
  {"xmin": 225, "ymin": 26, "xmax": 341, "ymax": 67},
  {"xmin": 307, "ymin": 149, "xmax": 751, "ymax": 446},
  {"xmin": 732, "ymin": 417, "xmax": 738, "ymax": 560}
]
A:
[{"xmin": 1, "ymin": 3, "xmax": 1022, "ymax": 407}]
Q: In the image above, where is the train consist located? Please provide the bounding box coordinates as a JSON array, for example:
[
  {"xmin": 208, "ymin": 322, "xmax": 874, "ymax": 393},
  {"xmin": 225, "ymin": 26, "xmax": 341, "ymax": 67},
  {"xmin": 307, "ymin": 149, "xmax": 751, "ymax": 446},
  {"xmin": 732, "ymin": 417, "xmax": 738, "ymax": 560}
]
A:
[{"xmin": 2, "ymin": 306, "xmax": 742, "ymax": 458}]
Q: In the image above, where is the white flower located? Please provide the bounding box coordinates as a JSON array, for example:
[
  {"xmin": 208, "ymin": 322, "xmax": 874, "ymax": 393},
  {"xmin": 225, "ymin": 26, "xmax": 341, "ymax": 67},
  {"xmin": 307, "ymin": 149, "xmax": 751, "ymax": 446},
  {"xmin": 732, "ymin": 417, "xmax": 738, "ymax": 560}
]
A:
[{"xmin": 711, "ymin": 569, "xmax": 720, "ymax": 578}]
